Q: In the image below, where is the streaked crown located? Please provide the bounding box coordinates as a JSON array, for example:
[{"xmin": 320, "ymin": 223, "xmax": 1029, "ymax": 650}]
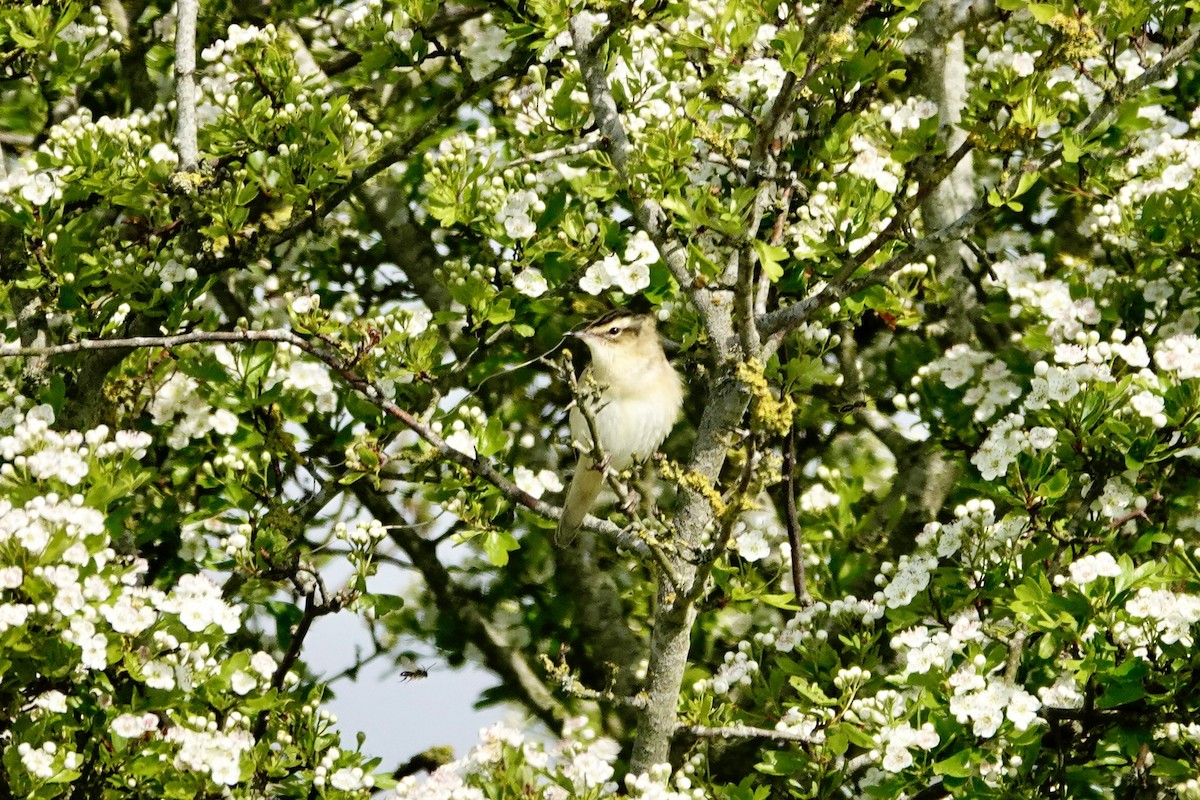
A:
[{"xmin": 575, "ymin": 311, "xmax": 655, "ymax": 343}]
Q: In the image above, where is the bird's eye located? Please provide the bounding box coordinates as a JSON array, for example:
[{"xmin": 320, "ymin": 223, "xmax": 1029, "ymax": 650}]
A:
[{"xmin": 608, "ymin": 326, "xmax": 620, "ymax": 336}]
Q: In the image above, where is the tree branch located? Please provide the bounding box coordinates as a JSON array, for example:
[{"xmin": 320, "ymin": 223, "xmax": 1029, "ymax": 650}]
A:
[
  {"xmin": 505, "ymin": 137, "xmax": 601, "ymax": 168},
  {"xmin": 571, "ymin": 15, "xmax": 761, "ymax": 771},
  {"xmin": 254, "ymin": 584, "xmax": 346, "ymax": 739},
  {"xmin": 911, "ymin": 0, "xmax": 981, "ymax": 342},
  {"xmin": 0, "ymin": 329, "xmax": 296, "ymax": 357},
  {"xmin": 569, "ymin": 15, "xmax": 725, "ymax": 345},
  {"xmin": 0, "ymin": 329, "xmax": 644, "ymax": 551},
  {"xmin": 783, "ymin": 429, "xmax": 809, "ymax": 605},
  {"xmin": 682, "ymin": 442, "xmax": 757, "ymax": 606},
  {"xmin": 357, "ymin": 485, "xmax": 569, "ymax": 728},
  {"xmin": 173, "ymin": 0, "xmax": 200, "ymax": 171},
  {"xmin": 678, "ymin": 723, "xmax": 816, "ymax": 743},
  {"xmin": 757, "ymin": 26, "xmax": 1200, "ymax": 342},
  {"xmin": 270, "ymin": 48, "xmax": 532, "ymax": 248}
]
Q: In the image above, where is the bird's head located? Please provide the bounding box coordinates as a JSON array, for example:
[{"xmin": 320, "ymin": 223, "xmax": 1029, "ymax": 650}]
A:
[{"xmin": 571, "ymin": 311, "xmax": 663, "ymax": 379}]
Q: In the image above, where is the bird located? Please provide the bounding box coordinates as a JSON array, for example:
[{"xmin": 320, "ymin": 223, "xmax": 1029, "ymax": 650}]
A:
[{"xmin": 555, "ymin": 310, "xmax": 684, "ymax": 543}]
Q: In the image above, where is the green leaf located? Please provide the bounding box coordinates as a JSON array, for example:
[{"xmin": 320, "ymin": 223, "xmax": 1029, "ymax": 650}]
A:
[
  {"xmin": 486, "ymin": 297, "xmax": 515, "ymax": 325},
  {"xmin": 265, "ymin": 601, "xmax": 304, "ymax": 650},
  {"xmin": 1150, "ymin": 754, "xmax": 1195, "ymax": 782},
  {"xmin": 759, "ymin": 593, "xmax": 800, "ymax": 610},
  {"xmin": 1039, "ymin": 468, "xmax": 1070, "ymax": 499},
  {"xmin": 1027, "ymin": 3, "xmax": 1058, "ymax": 23},
  {"xmin": 38, "ymin": 373, "xmax": 66, "ymax": 413},
  {"xmin": 365, "ymin": 593, "xmax": 405, "ymax": 615},
  {"xmin": 824, "ymin": 727, "xmax": 849, "ymax": 756},
  {"xmin": 8, "ymin": 25, "xmax": 41, "ymax": 49},
  {"xmin": 477, "ymin": 416, "xmax": 508, "ymax": 458},
  {"xmin": 789, "ymin": 677, "xmax": 835, "ymax": 705},
  {"xmin": 934, "ymin": 750, "xmax": 973, "ymax": 778},
  {"xmin": 1062, "ymin": 134, "xmax": 1082, "ymax": 164},
  {"xmin": 755, "ymin": 748, "xmax": 810, "ymax": 777},
  {"xmin": 753, "ymin": 240, "xmax": 789, "ymax": 282},
  {"xmin": 1096, "ymin": 660, "xmax": 1148, "ymax": 708},
  {"xmin": 1014, "ymin": 170, "xmax": 1039, "ymax": 197},
  {"xmin": 481, "ymin": 529, "xmax": 519, "ymax": 566},
  {"xmin": 235, "ymin": 182, "xmax": 259, "ymax": 206},
  {"xmin": 242, "ymin": 342, "xmax": 275, "ymax": 387}
]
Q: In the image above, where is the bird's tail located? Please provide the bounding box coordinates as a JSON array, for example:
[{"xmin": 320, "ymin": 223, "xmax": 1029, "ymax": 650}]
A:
[{"xmin": 555, "ymin": 461, "xmax": 602, "ymax": 545}]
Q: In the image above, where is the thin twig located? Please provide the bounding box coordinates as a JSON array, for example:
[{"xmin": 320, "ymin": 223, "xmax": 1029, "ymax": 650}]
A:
[
  {"xmin": 541, "ymin": 654, "xmax": 649, "ymax": 710},
  {"xmin": 679, "ymin": 723, "xmax": 817, "ymax": 743},
  {"xmin": 254, "ymin": 590, "xmax": 324, "ymax": 737},
  {"xmin": 0, "ymin": 329, "xmax": 297, "ymax": 357},
  {"xmin": 783, "ymin": 429, "xmax": 809, "ymax": 604},
  {"xmin": 0, "ymin": 131, "xmax": 34, "ymax": 147},
  {"xmin": 506, "ymin": 138, "xmax": 601, "ymax": 168},
  {"xmin": 324, "ymin": 642, "xmax": 391, "ymax": 684}
]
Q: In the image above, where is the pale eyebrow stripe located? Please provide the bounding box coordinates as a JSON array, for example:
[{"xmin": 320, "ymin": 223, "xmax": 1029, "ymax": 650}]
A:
[{"xmin": 588, "ymin": 315, "xmax": 642, "ymax": 334}]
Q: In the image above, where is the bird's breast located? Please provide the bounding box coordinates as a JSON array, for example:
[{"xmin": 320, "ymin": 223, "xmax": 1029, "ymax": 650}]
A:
[{"xmin": 569, "ymin": 372, "xmax": 683, "ymax": 468}]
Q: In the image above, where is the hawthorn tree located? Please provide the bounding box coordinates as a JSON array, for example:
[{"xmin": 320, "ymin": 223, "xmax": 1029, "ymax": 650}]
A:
[{"xmin": 3, "ymin": 0, "xmax": 1200, "ymax": 798}]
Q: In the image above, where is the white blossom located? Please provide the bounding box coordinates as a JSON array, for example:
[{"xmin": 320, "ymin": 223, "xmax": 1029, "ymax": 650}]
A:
[
  {"xmin": 161, "ymin": 573, "xmax": 242, "ymax": 634},
  {"xmin": 848, "ymin": 135, "xmax": 900, "ymax": 194},
  {"xmin": 445, "ymin": 428, "xmax": 477, "ymax": 459},
  {"xmin": 1129, "ymin": 390, "xmax": 1165, "ymax": 420},
  {"xmin": 513, "ymin": 268, "xmax": 549, "ymax": 297},
  {"xmin": 19, "ymin": 171, "xmax": 60, "ymax": 206},
  {"xmin": 883, "ymin": 555, "xmax": 936, "ymax": 608},
  {"xmin": 949, "ymin": 675, "xmax": 1042, "ymax": 738},
  {"xmin": 231, "ymin": 670, "xmax": 257, "ymax": 695},
  {"xmin": 799, "ymin": 483, "xmax": 839, "ymax": 513},
  {"xmin": 1125, "ymin": 588, "xmax": 1200, "ymax": 649},
  {"xmin": 1068, "ymin": 552, "xmax": 1122, "ymax": 586},
  {"xmin": 879, "ymin": 722, "xmax": 939, "ymax": 773},
  {"xmin": 148, "ymin": 143, "xmax": 178, "ymax": 164},
  {"xmin": 1011, "ymin": 52, "xmax": 1036, "ymax": 77},
  {"xmin": 1155, "ymin": 334, "xmax": 1200, "ymax": 379},
  {"xmin": 1038, "ymin": 673, "xmax": 1084, "ymax": 709},
  {"xmin": 733, "ymin": 527, "xmax": 771, "ymax": 562},
  {"xmin": 331, "ymin": 767, "xmax": 368, "ymax": 790},
  {"xmin": 462, "ymin": 16, "xmax": 515, "ymax": 80},
  {"xmin": 167, "ymin": 723, "xmax": 254, "ymax": 785},
  {"xmin": 112, "ymin": 712, "xmax": 160, "ymax": 738}
]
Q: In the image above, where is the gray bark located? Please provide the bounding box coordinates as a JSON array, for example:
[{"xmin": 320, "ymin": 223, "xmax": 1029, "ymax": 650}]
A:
[
  {"xmin": 173, "ymin": 0, "xmax": 200, "ymax": 171},
  {"xmin": 910, "ymin": 0, "xmax": 985, "ymax": 342}
]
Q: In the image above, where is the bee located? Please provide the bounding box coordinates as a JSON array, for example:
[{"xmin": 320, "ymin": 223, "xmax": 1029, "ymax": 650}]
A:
[{"xmin": 399, "ymin": 665, "xmax": 429, "ymax": 682}]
